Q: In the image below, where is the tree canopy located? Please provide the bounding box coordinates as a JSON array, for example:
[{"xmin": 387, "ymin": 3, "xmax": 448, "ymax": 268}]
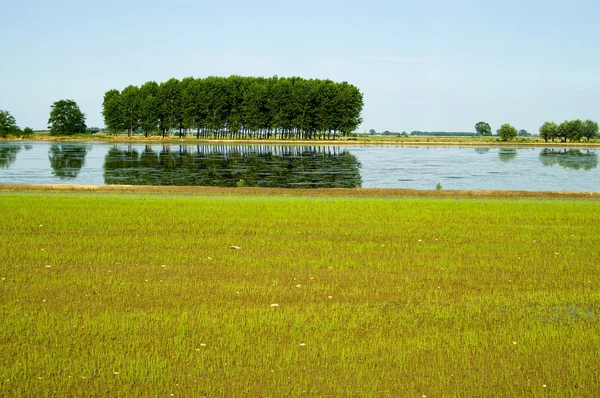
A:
[
  {"xmin": 48, "ymin": 100, "xmax": 87, "ymax": 136},
  {"xmin": 497, "ymin": 123, "xmax": 518, "ymax": 141},
  {"xmin": 539, "ymin": 119, "xmax": 598, "ymax": 142},
  {"xmin": 102, "ymin": 76, "xmax": 364, "ymax": 140},
  {"xmin": 0, "ymin": 110, "xmax": 21, "ymax": 138},
  {"xmin": 475, "ymin": 121, "xmax": 492, "ymax": 136}
]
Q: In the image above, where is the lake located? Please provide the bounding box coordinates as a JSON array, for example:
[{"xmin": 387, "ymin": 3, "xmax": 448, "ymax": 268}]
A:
[{"xmin": 0, "ymin": 141, "xmax": 599, "ymax": 191}]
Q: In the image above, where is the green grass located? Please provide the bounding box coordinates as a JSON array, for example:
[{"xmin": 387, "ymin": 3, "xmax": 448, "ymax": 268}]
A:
[{"xmin": 1, "ymin": 193, "xmax": 600, "ymax": 396}]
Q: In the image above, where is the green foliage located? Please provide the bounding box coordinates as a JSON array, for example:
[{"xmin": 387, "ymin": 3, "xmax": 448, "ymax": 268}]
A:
[
  {"xmin": 139, "ymin": 81, "xmax": 160, "ymax": 137},
  {"xmin": 557, "ymin": 119, "xmax": 585, "ymax": 142},
  {"xmin": 0, "ymin": 110, "xmax": 20, "ymax": 138},
  {"xmin": 518, "ymin": 129, "xmax": 531, "ymax": 137},
  {"xmin": 435, "ymin": 182, "xmax": 442, "ymax": 190},
  {"xmin": 539, "ymin": 121, "xmax": 558, "ymax": 142},
  {"xmin": 474, "ymin": 121, "xmax": 492, "ymax": 136},
  {"xmin": 102, "ymin": 76, "xmax": 364, "ymax": 139},
  {"xmin": 102, "ymin": 89, "xmax": 124, "ymax": 135},
  {"xmin": 20, "ymin": 127, "xmax": 34, "ymax": 138},
  {"xmin": 120, "ymin": 85, "xmax": 141, "ymax": 136},
  {"xmin": 497, "ymin": 123, "xmax": 518, "ymax": 141},
  {"xmin": 48, "ymin": 99, "xmax": 87, "ymax": 136},
  {"xmin": 541, "ymin": 119, "xmax": 598, "ymax": 142},
  {"xmin": 1, "ymin": 193, "xmax": 600, "ymax": 396},
  {"xmin": 583, "ymin": 119, "xmax": 599, "ymax": 141}
]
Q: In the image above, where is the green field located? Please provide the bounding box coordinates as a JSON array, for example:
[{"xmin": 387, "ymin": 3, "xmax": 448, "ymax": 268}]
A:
[{"xmin": 1, "ymin": 193, "xmax": 600, "ymax": 396}]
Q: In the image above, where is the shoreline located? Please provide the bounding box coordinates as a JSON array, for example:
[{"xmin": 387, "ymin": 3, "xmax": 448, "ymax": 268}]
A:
[
  {"xmin": 4, "ymin": 135, "xmax": 600, "ymax": 148},
  {"xmin": 1, "ymin": 184, "xmax": 599, "ymax": 200}
]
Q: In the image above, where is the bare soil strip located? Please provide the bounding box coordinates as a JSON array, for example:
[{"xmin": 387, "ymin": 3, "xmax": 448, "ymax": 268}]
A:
[{"xmin": 1, "ymin": 184, "xmax": 599, "ymax": 199}]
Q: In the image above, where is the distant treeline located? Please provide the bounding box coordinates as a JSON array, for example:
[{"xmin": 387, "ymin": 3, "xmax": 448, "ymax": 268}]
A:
[
  {"xmin": 102, "ymin": 76, "xmax": 364, "ymax": 140},
  {"xmin": 410, "ymin": 131, "xmax": 476, "ymax": 137}
]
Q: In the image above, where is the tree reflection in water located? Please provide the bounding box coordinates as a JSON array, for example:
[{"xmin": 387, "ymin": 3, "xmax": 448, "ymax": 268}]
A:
[
  {"xmin": 539, "ymin": 149, "xmax": 598, "ymax": 170},
  {"xmin": 104, "ymin": 145, "xmax": 363, "ymax": 188},
  {"xmin": 498, "ymin": 148, "xmax": 517, "ymax": 163},
  {"xmin": 48, "ymin": 144, "xmax": 90, "ymax": 179},
  {"xmin": 0, "ymin": 145, "xmax": 22, "ymax": 169}
]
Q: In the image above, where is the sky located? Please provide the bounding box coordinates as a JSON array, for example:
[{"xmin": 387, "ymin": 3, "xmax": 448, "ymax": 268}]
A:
[{"xmin": 1, "ymin": 0, "xmax": 599, "ymax": 134}]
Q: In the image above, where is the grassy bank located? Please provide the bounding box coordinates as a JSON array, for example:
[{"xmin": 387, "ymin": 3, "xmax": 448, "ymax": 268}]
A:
[
  {"xmin": 1, "ymin": 193, "xmax": 600, "ymax": 396},
  {"xmin": 5, "ymin": 132, "xmax": 600, "ymax": 147}
]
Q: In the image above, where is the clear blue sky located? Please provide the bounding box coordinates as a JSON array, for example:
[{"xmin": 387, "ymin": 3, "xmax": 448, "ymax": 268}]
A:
[{"xmin": 1, "ymin": 0, "xmax": 599, "ymax": 133}]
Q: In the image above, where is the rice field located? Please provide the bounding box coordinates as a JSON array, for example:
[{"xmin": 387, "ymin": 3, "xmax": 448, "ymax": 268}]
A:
[{"xmin": 1, "ymin": 192, "xmax": 599, "ymax": 396}]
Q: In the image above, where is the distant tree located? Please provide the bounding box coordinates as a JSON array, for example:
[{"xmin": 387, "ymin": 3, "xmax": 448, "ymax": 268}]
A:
[
  {"xmin": 48, "ymin": 100, "xmax": 87, "ymax": 136},
  {"xmin": 518, "ymin": 129, "xmax": 531, "ymax": 137},
  {"xmin": 582, "ymin": 119, "xmax": 599, "ymax": 141},
  {"xmin": 539, "ymin": 121, "xmax": 558, "ymax": 142},
  {"xmin": 369, "ymin": 129, "xmax": 376, "ymax": 135},
  {"xmin": 475, "ymin": 121, "xmax": 492, "ymax": 136},
  {"xmin": 0, "ymin": 110, "xmax": 20, "ymax": 138},
  {"xmin": 21, "ymin": 127, "xmax": 34, "ymax": 138},
  {"xmin": 497, "ymin": 123, "xmax": 517, "ymax": 141}
]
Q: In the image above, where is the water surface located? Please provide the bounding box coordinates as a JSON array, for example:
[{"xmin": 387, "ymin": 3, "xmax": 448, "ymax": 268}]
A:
[{"xmin": 0, "ymin": 142, "xmax": 598, "ymax": 191}]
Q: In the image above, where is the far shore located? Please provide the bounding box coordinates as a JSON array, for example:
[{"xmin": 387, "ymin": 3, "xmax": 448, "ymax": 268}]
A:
[
  {"xmin": 1, "ymin": 184, "xmax": 599, "ymax": 200},
  {"xmin": 4, "ymin": 133, "xmax": 600, "ymax": 147}
]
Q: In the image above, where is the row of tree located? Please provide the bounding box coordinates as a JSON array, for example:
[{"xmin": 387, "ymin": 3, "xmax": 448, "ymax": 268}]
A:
[
  {"xmin": 475, "ymin": 120, "xmax": 598, "ymax": 142},
  {"xmin": 102, "ymin": 76, "xmax": 364, "ymax": 140},
  {"xmin": 539, "ymin": 120, "xmax": 599, "ymax": 142}
]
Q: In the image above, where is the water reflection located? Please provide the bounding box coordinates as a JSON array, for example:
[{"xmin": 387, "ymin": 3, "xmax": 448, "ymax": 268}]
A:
[
  {"xmin": 48, "ymin": 144, "xmax": 90, "ymax": 180},
  {"xmin": 539, "ymin": 149, "xmax": 598, "ymax": 170},
  {"xmin": 0, "ymin": 144, "xmax": 23, "ymax": 169},
  {"xmin": 103, "ymin": 145, "xmax": 362, "ymax": 188},
  {"xmin": 474, "ymin": 148, "xmax": 490, "ymax": 155},
  {"xmin": 498, "ymin": 148, "xmax": 517, "ymax": 163}
]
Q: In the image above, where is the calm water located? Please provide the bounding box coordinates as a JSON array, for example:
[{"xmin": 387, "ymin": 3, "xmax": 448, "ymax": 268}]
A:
[{"xmin": 0, "ymin": 141, "xmax": 599, "ymax": 191}]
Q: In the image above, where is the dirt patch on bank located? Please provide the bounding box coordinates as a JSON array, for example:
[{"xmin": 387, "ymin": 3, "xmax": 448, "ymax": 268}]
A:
[{"xmin": 1, "ymin": 184, "xmax": 599, "ymax": 200}]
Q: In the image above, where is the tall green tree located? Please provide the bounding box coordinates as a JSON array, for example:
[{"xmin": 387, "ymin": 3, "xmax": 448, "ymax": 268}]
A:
[
  {"xmin": 139, "ymin": 81, "xmax": 159, "ymax": 137},
  {"xmin": 497, "ymin": 123, "xmax": 517, "ymax": 141},
  {"xmin": 48, "ymin": 100, "xmax": 87, "ymax": 136},
  {"xmin": 0, "ymin": 110, "xmax": 20, "ymax": 138},
  {"xmin": 121, "ymin": 85, "xmax": 141, "ymax": 137},
  {"xmin": 582, "ymin": 119, "xmax": 599, "ymax": 141},
  {"xmin": 336, "ymin": 82, "xmax": 364, "ymax": 137},
  {"xmin": 183, "ymin": 78, "xmax": 208, "ymax": 138},
  {"xmin": 157, "ymin": 78, "xmax": 182, "ymax": 137},
  {"xmin": 102, "ymin": 89, "xmax": 124, "ymax": 135},
  {"xmin": 178, "ymin": 77, "xmax": 195, "ymax": 137},
  {"xmin": 475, "ymin": 121, "xmax": 492, "ymax": 136},
  {"xmin": 539, "ymin": 121, "xmax": 558, "ymax": 142},
  {"xmin": 103, "ymin": 75, "xmax": 365, "ymax": 140}
]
